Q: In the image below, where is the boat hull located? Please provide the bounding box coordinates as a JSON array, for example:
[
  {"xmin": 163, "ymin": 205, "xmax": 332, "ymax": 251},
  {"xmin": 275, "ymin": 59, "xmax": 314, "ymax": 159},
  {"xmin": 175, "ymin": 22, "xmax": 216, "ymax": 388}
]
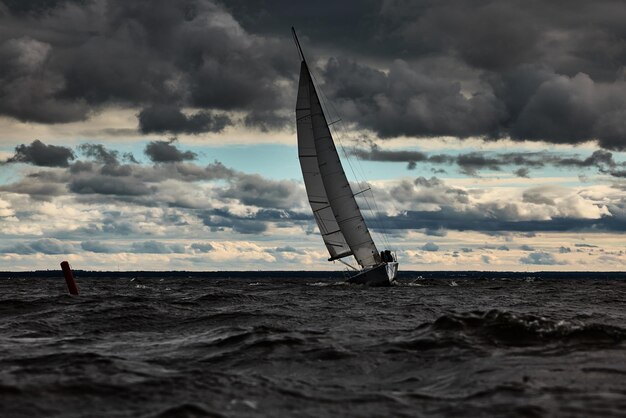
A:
[{"xmin": 347, "ymin": 262, "xmax": 398, "ymax": 287}]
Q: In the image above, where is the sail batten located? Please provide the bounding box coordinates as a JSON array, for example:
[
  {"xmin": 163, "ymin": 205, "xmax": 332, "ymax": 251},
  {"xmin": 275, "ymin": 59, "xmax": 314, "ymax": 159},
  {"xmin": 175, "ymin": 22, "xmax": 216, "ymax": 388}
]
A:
[
  {"xmin": 297, "ymin": 63, "xmax": 352, "ymax": 261},
  {"xmin": 296, "ymin": 60, "xmax": 380, "ymax": 268}
]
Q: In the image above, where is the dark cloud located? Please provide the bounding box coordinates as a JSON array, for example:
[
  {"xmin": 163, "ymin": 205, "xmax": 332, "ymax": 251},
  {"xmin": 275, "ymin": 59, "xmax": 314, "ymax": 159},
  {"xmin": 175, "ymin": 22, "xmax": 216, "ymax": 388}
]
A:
[
  {"xmin": 0, "ymin": 35, "xmax": 89, "ymax": 123},
  {"xmin": 350, "ymin": 144, "xmax": 432, "ymax": 167},
  {"xmin": 506, "ymin": 72, "xmax": 626, "ymax": 149},
  {"xmin": 519, "ymin": 252, "xmax": 565, "ymax": 265},
  {"xmin": 391, "ymin": 177, "xmax": 469, "ymax": 206},
  {"xmin": 265, "ymin": 245, "xmax": 306, "ymax": 257},
  {"xmin": 382, "ymin": 206, "xmax": 626, "ymax": 234},
  {"xmin": 0, "ymin": 0, "xmax": 624, "ymax": 147},
  {"xmin": 1, "ymin": 0, "xmax": 86, "ymax": 16},
  {"xmin": 130, "ymin": 240, "xmax": 185, "ymax": 254},
  {"xmin": 219, "ymin": 174, "xmax": 303, "ymax": 210},
  {"xmin": 70, "ymin": 161, "xmax": 94, "ymax": 173},
  {"xmin": 123, "ymin": 152, "xmax": 139, "ymax": 164},
  {"xmin": 69, "ymin": 176, "xmax": 153, "ymax": 196},
  {"xmin": 0, "ymin": 238, "xmax": 76, "ymax": 254},
  {"xmin": 88, "ymin": 215, "xmax": 142, "ymax": 236},
  {"xmin": 323, "ymin": 57, "xmax": 504, "ymax": 139},
  {"xmin": 138, "ymin": 105, "xmax": 231, "ymax": 135},
  {"xmin": 315, "ymin": 0, "xmax": 626, "ymax": 148},
  {"xmin": 456, "ymin": 153, "xmax": 503, "ymax": 176},
  {"xmin": 424, "ymin": 228, "xmax": 446, "ymax": 237},
  {"xmin": 243, "ymin": 110, "xmax": 290, "ymax": 133},
  {"xmin": 271, "ymin": 246, "xmax": 303, "ymax": 254},
  {"xmin": 0, "ymin": 0, "xmax": 292, "ymax": 128},
  {"xmin": 200, "ymin": 210, "xmax": 268, "ymax": 235},
  {"xmin": 145, "ymin": 139, "xmax": 197, "ymax": 163},
  {"xmin": 197, "ymin": 207, "xmax": 310, "ymax": 235},
  {"xmin": 522, "ymin": 188, "xmax": 556, "ymax": 206},
  {"xmin": 223, "ymin": 1, "xmax": 384, "ymax": 55},
  {"xmin": 81, "ymin": 240, "xmax": 121, "ymax": 253},
  {"xmin": 514, "ymin": 168, "xmax": 530, "ymax": 178},
  {"xmin": 5, "ymin": 140, "xmax": 75, "ymax": 167},
  {"xmin": 421, "ymin": 242, "xmax": 439, "ymax": 252},
  {"xmin": 0, "ymin": 179, "xmax": 67, "ymax": 199},
  {"xmin": 190, "ymin": 243, "xmax": 214, "ymax": 253},
  {"xmin": 78, "ymin": 143, "xmax": 120, "ymax": 165},
  {"xmin": 353, "ymin": 146, "xmax": 626, "ymax": 177},
  {"xmin": 100, "ymin": 164, "xmax": 133, "ymax": 177}
]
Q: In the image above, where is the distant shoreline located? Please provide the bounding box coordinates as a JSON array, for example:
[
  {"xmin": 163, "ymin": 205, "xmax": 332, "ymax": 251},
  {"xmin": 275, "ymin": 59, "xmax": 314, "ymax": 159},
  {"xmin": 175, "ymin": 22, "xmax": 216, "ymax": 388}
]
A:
[{"xmin": 1, "ymin": 270, "xmax": 625, "ymax": 280}]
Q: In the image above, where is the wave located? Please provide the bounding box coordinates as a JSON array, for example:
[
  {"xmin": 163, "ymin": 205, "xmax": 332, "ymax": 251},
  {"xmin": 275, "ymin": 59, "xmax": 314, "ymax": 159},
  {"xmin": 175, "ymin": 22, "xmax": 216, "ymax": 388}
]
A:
[
  {"xmin": 306, "ymin": 281, "xmax": 349, "ymax": 287},
  {"xmin": 388, "ymin": 309, "xmax": 626, "ymax": 352},
  {"xmin": 151, "ymin": 403, "xmax": 226, "ymax": 418},
  {"xmin": 192, "ymin": 291, "xmax": 264, "ymax": 304}
]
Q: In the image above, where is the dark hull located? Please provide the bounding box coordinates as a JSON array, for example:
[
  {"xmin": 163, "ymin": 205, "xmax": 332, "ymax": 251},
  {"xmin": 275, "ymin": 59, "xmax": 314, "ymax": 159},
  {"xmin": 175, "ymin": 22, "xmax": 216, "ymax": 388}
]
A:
[{"xmin": 347, "ymin": 262, "xmax": 398, "ymax": 287}]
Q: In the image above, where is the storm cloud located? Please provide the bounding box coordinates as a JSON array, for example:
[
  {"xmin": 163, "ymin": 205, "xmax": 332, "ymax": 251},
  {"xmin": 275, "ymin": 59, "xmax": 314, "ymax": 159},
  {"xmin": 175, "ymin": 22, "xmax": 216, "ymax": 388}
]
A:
[
  {"xmin": 130, "ymin": 240, "xmax": 186, "ymax": 254},
  {"xmin": 0, "ymin": 0, "xmax": 292, "ymax": 131},
  {"xmin": 78, "ymin": 143, "xmax": 122, "ymax": 166},
  {"xmin": 81, "ymin": 240, "xmax": 122, "ymax": 253},
  {"xmin": 1, "ymin": 238, "xmax": 76, "ymax": 254},
  {"xmin": 138, "ymin": 105, "xmax": 231, "ymax": 135},
  {"xmin": 0, "ymin": 0, "xmax": 624, "ymax": 146},
  {"xmin": 5, "ymin": 140, "xmax": 75, "ymax": 167},
  {"xmin": 353, "ymin": 146, "xmax": 626, "ymax": 177},
  {"xmin": 219, "ymin": 175, "xmax": 303, "ymax": 210},
  {"xmin": 145, "ymin": 139, "xmax": 198, "ymax": 163}
]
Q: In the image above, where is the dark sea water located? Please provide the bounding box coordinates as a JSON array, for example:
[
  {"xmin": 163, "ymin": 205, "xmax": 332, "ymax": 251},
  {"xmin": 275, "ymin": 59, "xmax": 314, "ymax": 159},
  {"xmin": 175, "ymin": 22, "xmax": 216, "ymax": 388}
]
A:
[{"xmin": 1, "ymin": 272, "xmax": 626, "ymax": 417}]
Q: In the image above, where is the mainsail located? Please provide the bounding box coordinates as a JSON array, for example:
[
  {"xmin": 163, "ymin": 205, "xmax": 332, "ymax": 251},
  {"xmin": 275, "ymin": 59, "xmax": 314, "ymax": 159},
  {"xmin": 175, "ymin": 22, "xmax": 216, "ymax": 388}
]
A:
[{"xmin": 296, "ymin": 60, "xmax": 380, "ymax": 268}]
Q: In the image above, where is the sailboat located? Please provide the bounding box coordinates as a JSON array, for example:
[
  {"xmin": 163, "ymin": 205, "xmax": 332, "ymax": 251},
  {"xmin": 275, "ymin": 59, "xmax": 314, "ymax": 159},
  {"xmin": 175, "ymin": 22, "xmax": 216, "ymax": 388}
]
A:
[{"xmin": 292, "ymin": 28, "xmax": 399, "ymax": 286}]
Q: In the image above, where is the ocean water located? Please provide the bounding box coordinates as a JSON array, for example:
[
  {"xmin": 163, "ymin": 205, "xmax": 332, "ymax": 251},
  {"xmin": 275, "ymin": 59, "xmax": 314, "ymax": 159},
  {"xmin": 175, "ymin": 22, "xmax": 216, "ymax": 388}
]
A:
[{"xmin": 1, "ymin": 272, "xmax": 626, "ymax": 417}]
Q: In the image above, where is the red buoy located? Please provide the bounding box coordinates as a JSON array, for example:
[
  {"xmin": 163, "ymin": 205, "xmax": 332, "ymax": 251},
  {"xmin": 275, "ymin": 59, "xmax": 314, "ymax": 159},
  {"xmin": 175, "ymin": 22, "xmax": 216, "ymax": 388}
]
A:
[{"xmin": 60, "ymin": 261, "xmax": 79, "ymax": 295}]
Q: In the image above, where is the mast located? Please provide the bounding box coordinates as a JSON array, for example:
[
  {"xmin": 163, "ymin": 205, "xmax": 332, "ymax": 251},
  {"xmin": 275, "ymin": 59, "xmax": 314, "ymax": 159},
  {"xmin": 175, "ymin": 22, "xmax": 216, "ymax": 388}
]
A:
[
  {"xmin": 291, "ymin": 27, "xmax": 306, "ymax": 63},
  {"xmin": 293, "ymin": 28, "xmax": 381, "ymax": 268}
]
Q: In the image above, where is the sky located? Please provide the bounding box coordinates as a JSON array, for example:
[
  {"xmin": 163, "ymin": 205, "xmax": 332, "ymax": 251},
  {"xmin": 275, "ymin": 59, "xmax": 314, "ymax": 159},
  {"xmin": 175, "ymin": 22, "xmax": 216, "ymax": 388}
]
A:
[{"xmin": 1, "ymin": 0, "xmax": 626, "ymax": 272}]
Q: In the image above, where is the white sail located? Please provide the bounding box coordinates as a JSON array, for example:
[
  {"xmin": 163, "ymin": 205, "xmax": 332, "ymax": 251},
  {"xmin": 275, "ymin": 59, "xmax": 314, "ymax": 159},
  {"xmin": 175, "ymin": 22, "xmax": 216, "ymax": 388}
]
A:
[
  {"xmin": 296, "ymin": 61, "xmax": 380, "ymax": 268},
  {"xmin": 297, "ymin": 63, "xmax": 353, "ymax": 261}
]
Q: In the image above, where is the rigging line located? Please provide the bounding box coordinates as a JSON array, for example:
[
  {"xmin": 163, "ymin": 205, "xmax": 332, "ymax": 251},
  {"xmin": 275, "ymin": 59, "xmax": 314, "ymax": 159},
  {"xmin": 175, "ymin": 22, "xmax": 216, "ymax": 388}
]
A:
[
  {"xmin": 337, "ymin": 258, "xmax": 358, "ymax": 271},
  {"xmin": 330, "ymin": 114, "xmax": 393, "ymax": 251},
  {"xmin": 309, "ymin": 72, "xmax": 390, "ymax": 245},
  {"xmin": 324, "ymin": 101, "xmax": 385, "ymax": 244},
  {"xmin": 368, "ymin": 187, "xmax": 393, "ymax": 250},
  {"xmin": 353, "ymin": 187, "xmax": 371, "ymax": 196},
  {"xmin": 321, "ymin": 93, "xmax": 391, "ymax": 250},
  {"xmin": 291, "ymin": 27, "xmax": 306, "ymax": 62},
  {"xmin": 310, "ymin": 71, "xmax": 368, "ymax": 199},
  {"xmin": 312, "ymin": 71, "xmax": 389, "ymax": 250},
  {"xmin": 296, "ymin": 33, "xmax": 398, "ymax": 261},
  {"xmin": 308, "ymin": 67, "xmax": 393, "ymax": 252},
  {"xmin": 311, "ymin": 73, "xmax": 368, "ymax": 204},
  {"xmin": 309, "ymin": 74, "xmax": 386, "ymax": 262}
]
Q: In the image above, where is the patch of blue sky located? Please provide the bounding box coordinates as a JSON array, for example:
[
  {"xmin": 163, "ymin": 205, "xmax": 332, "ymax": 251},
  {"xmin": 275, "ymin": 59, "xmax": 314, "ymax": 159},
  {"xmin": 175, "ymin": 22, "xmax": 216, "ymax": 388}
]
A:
[
  {"xmin": 65, "ymin": 139, "xmax": 626, "ymax": 186},
  {"xmin": 70, "ymin": 140, "xmax": 302, "ymax": 180},
  {"xmin": 190, "ymin": 144, "xmax": 301, "ymax": 180},
  {"xmin": 0, "ymin": 156, "xmax": 24, "ymax": 185},
  {"xmin": 0, "ymin": 165, "xmax": 18, "ymax": 185}
]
